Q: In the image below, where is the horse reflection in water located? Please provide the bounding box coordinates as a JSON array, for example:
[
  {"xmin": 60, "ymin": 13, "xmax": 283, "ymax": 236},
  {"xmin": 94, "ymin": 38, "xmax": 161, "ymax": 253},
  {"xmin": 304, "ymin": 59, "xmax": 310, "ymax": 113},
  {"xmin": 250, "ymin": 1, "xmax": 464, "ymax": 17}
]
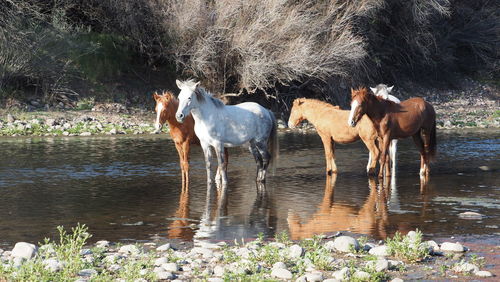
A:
[
  {"xmin": 167, "ymin": 188, "xmax": 195, "ymax": 240},
  {"xmin": 167, "ymin": 182, "xmax": 275, "ymax": 242},
  {"xmin": 194, "ymin": 182, "xmax": 276, "ymax": 241},
  {"xmin": 287, "ymin": 175, "xmax": 390, "ymax": 240}
]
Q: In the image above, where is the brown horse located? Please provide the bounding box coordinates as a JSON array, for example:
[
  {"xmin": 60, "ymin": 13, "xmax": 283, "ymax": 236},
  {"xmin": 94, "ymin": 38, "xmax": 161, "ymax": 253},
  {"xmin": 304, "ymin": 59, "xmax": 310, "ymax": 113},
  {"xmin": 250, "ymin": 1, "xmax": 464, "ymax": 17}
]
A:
[
  {"xmin": 288, "ymin": 98, "xmax": 380, "ymax": 175},
  {"xmin": 153, "ymin": 91, "xmax": 228, "ymax": 189},
  {"xmin": 348, "ymin": 88, "xmax": 436, "ymax": 178}
]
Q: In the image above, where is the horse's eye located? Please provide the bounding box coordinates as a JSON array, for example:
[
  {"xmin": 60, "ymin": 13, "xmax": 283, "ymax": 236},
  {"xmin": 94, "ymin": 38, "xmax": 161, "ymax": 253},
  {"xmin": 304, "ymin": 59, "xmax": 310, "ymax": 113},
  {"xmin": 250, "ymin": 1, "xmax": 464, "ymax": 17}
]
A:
[{"xmin": 188, "ymin": 97, "xmax": 192, "ymax": 101}]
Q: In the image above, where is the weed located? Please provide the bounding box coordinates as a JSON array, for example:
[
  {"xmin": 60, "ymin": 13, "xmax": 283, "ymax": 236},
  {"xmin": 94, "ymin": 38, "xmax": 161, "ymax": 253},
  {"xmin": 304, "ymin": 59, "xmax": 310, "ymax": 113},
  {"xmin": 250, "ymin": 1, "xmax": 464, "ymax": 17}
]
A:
[{"xmin": 385, "ymin": 229, "xmax": 429, "ymax": 263}]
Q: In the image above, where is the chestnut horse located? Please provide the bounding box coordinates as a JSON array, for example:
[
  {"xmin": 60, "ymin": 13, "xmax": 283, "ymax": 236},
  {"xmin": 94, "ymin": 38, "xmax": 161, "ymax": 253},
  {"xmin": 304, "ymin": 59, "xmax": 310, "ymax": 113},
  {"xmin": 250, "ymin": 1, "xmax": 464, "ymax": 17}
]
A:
[
  {"xmin": 153, "ymin": 91, "xmax": 227, "ymax": 189},
  {"xmin": 348, "ymin": 88, "xmax": 436, "ymax": 178},
  {"xmin": 288, "ymin": 98, "xmax": 380, "ymax": 175}
]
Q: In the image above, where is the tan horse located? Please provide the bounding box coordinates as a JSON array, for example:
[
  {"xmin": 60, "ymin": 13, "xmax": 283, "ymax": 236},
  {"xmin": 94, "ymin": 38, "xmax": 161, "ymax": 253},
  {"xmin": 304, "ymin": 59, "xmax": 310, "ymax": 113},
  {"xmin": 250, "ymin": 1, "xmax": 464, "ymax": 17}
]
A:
[
  {"xmin": 288, "ymin": 98, "xmax": 380, "ymax": 175},
  {"xmin": 287, "ymin": 175, "xmax": 389, "ymax": 240},
  {"xmin": 153, "ymin": 91, "xmax": 228, "ymax": 189},
  {"xmin": 348, "ymin": 88, "xmax": 436, "ymax": 179}
]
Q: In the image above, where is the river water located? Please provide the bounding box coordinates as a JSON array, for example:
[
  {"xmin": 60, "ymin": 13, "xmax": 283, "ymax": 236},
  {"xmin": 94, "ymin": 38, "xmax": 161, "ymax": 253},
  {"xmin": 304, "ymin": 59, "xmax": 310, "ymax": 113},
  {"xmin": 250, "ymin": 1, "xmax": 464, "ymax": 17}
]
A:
[{"xmin": 0, "ymin": 129, "xmax": 498, "ymax": 247}]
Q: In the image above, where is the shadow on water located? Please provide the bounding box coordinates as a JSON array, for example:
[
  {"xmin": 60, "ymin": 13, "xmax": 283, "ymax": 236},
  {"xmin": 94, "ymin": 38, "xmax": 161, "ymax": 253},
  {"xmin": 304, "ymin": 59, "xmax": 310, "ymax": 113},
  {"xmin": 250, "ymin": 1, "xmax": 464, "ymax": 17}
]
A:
[{"xmin": 0, "ymin": 129, "xmax": 498, "ymax": 246}]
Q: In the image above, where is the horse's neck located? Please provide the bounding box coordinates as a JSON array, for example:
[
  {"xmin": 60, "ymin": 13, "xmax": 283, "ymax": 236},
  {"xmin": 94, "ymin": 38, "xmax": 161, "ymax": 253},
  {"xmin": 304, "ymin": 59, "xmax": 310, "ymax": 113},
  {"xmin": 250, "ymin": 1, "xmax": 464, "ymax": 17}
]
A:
[
  {"xmin": 302, "ymin": 102, "xmax": 336, "ymax": 126},
  {"xmin": 365, "ymin": 97, "xmax": 388, "ymax": 125},
  {"xmin": 165, "ymin": 100, "xmax": 182, "ymax": 127},
  {"xmin": 190, "ymin": 102, "xmax": 220, "ymax": 126}
]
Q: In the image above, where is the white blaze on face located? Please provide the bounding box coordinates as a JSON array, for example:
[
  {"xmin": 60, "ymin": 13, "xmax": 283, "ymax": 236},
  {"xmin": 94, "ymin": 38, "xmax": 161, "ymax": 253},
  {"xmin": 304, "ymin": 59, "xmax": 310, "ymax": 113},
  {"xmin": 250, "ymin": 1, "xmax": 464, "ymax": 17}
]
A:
[
  {"xmin": 155, "ymin": 103, "xmax": 163, "ymax": 131},
  {"xmin": 348, "ymin": 100, "xmax": 359, "ymax": 127}
]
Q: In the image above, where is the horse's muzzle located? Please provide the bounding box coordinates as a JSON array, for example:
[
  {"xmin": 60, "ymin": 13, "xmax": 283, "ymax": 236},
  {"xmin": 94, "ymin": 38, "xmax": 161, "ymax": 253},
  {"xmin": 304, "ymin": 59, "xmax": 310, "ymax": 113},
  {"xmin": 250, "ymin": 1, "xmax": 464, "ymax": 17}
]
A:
[{"xmin": 176, "ymin": 113, "xmax": 185, "ymax": 123}]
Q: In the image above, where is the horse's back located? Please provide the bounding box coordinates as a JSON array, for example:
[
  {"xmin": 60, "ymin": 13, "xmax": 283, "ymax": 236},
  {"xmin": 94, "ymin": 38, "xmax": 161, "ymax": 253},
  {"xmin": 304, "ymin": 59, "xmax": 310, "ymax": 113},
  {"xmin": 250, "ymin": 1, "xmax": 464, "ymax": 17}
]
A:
[{"xmin": 394, "ymin": 98, "xmax": 435, "ymax": 134}]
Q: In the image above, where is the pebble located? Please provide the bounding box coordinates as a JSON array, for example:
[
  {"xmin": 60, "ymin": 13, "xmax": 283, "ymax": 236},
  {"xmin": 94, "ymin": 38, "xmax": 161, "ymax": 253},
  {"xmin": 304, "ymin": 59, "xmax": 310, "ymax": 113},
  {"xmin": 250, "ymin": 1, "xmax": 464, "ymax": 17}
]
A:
[
  {"xmin": 213, "ymin": 265, "xmax": 225, "ymax": 277},
  {"xmin": 43, "ymin": 258, "xmax": 63, "ymax": 272},
  {"xmin": 78, "ymin": 268, "xmax": 98, "ymax": 277},
  {"xmin": 162, "ymin": 262, "xmax": 179, "ymax": 272},
  {"xmin": 96, "ymin": 240, "xmax": 110, "ymax": 248},
  {"xmin": 154, "ymin": 257, "xmax": 168, "ymax": 266},
  {"xmin": 80, "ymin": 132, "xmax": 92, "ymax": 136},
  {"xmin": 458, "ymin": 212, "xmax": 483, "ymax": 219},
  {"xmin": 119, "ymin": 244, "xmax": 140, "ymax": 255},
  {"xmin": 273, "ymin": 261, "xmax": 287, "ymax": 270},
  {"xmin": 207, "ymin": 278, "xmax": 224, "ymax": 282},
  {"xmin": 11, "ymin": 242, "xmax": 37, "ymax": 260},
  {"xmin": 289, "ymin": 244, "xmax": 304, "ymax": 258},
  {"xmin": 156, "ymin": 271, "xmax": 176, "ymax": 280},
  {"xmin": 453, "ymin": 262, "xmax": 479, "ymax": 273},
  {"xmin": 331, "ymin": 236, "xmax": 359, "ymax": 252},
  {"xmin": 332, "ymin": 267, "xmax": 349, "ymax": 280},
  {"xmin": 271, "ymin": 268, "xmax": 293, "ymax": 279},
  {"xmin": 390, "ymin": 278, "xmax": 404, "ymax": 282},
  {"xmin": 156, "ymin": 243, "xmax": 172, "ymax": 251},
  {"xmin": 368, "ymin": 245, "xmax": 389, "ymax": 256},
  {"xmin": 440, "ymin": 242, "xmax": 465, "ymax": 252},
  {"xmin": 353, "ymin": 270, "xmax": 370, "ymax": 280},
  {"xmin": 305, "ymin": 271, "xmax": 324, "ymax": 281},
  {"xmin": 474, "ymin": 270, "xmax": 493, "ymax": 277}
]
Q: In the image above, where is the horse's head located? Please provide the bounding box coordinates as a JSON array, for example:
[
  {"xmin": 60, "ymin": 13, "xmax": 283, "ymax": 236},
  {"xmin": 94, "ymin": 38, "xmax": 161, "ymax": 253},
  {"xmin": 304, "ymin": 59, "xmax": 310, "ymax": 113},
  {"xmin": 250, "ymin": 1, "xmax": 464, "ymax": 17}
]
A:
[
  {"xmin": 348, "ymin": 87, "xmax": 369, "ymax": 127},
  {"xmin": 288, "ymin": 98, "xmax": 307, "ymax": 128},
  {"xmin": 153, "ymin": 91, "xmax": 175, "ymax": 132},
  {"xmin": 175, "ymin": 79, "xmax": 200, "ymax": 123},
  {"xmin": 370, "ymin": 84, "xmax": 393, "ymax": 100}
]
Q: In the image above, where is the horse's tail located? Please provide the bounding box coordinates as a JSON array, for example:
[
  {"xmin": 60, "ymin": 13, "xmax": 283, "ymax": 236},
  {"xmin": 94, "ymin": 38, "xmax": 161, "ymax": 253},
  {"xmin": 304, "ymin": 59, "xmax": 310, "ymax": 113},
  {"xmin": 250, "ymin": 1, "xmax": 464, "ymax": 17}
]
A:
[
  {"xmin": 428, "ymin": 119, "xmax": 437, "ymax": 161},
  {"xmin": 268, "ymin": 110, "xmax": 279, "ymax": 175},
  {"xmin": 427, "ymin": 103, "xmax": 437, "ymax": 161}
]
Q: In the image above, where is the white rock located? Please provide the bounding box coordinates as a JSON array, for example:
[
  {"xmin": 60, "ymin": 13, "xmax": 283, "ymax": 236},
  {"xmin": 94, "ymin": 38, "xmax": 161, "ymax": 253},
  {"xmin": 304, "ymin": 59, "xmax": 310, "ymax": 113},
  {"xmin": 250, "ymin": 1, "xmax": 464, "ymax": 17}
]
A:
[
  {"xmin": 103, "ymin": 254, "xmax": 121, "ymax": 264},
  {"xmin": 39, "ymin": 244, "xmax": 56, "ymax": 256},
  {"xmin": 323, "ymin": 279, "xmax": 341, "ymax": 282},
  {"xmin": 80, "ymin": 248, "xmax": 92, "ymax": 256},
  {"xmin": 269, "ymin": 242, "xmax": 286, "ymax": 249},
  {"xmin": 425, "ymin": 240, "xmax": 440, "ymax": 252},
  {"xmin": 363, "ymin": 242, "xmax": 376, "ymax": 252},
  {"xmin": 296, "ymin": 275, "xmax": 307, "ymax": 282},
  {"xmin": 305, "ymin": 271, "xmax": 324, "ymax": 281},
  {"xmin": 156, "ymin": 243, "xmax": 171, "ymax": 251},
  {"xmin": 154, "ymin": 257, "xmax": 168, "ymax": 266},
  {"xmin": 11, "ymin": 242, "xmax": 37, "ymax": 260},
  {"xmin": 80, "ymin": 132, "xmax": 92, "ymax": 136},
  {"xmin": 369, "ymin": 245, "xmax": 390, "ymax": 256},
  {"xmin": 453, "ymin": 262, "xmax": 479, "ymax": 273},
  {"xmin": 289, "ymin": 244, "xmax": 304, "ymax": 258},
  {"xmin": 78, "ymin": 268, "xmax": 98, "ymax": 277},
  {"xmin": 332, "ymin": 236, "xmax": 359, "ymax": 252},
  {"xmin": 108, "ymin": 264, "xmax": 122, "ymax": 272},
  {"xmin": 207, "ymin": 278, "xmax": 224, "ymax": 282},
  {"xmin": 156, "ymin": 271, "xmax": 175, "ymax": 280},
  {"xmin": 96, "ymin": 240, "xmax": 110, "ymax": 248},
  {"xmin": 213, "ymin": 265, "xmax": 225, "ymax": 277},
  {"xmin": 353, "ymin": 270, "xmax": 370, "ymax": 280},
  {"xmin": 458, "ymin": 212, "xmax": 483, "ymax": 219},
  {"xmin": 388, "ymin": 260, "xmax": 404, "ymax": 270},
  {"xmin": 162, "ymin": 262, "xmax": 179, "ymax": 272},
  {"xmin": 390, "ymin": 278, "xmax": 404, "ymax": 282},
  {"xmin": 273, "ymin": 261, "xmax": 288, "ymax": 270},
  {"xmin": 324, "ymin": 241, "xmax": 336, "ymax": 251},
  {"xmin": 440, "ymin": 242, "xmax": 465, "ymax": 252},
  {"xmin": 43, "ymin": 258, "xmax": 63, "ymax": 272},
  {"xmin": 369, "ymin": 259, "xmax": 389, "ymax": 272},
  {"xmin": 474, "ymin": 270, "xmax": 493, "ymax": 277},
  {"xmin": 271, "ymin": 268, "xmax": 293, "ymax": 279},
  {"xmin": 332, "ymin": 267, "xmax": 350, "ymax": 280},
  {"xmin": 119, "ymin": 244, "xmax": 140, "ymax": 255}
]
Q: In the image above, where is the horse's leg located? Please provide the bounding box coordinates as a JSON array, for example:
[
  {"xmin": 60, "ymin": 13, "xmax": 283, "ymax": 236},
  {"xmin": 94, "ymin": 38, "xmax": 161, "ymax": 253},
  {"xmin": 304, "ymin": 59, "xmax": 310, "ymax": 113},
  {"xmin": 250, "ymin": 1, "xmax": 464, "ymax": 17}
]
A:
[
  {"xmin": 411, "ymin": 131, "xmax": 426, "ymax": 178},
  {"xmin": 421, "ymin": 129, "xmax": 431, "ymax": 176},
  {"xmin": 390, "ymin": 139, "xmax": 398, "ymax": 175},
  {"xmin": 255, "ymin": 141, "xmax": 271, "ymax": 182},
  {"xmin": 214, "ymin": 143, "xmax": 228, "ymax": 191},
  {"xmin": 378, "ymin": 135, "xmax": 391, "ymax": 179},
  {"xmin": 249, "ymin": 141, "xmax": 264, "ymax": 181},
  {"xmin": 362, "ymin": 137, "xmax": 379, "ymax": 176},
  {"xmin": 201, "ymin": 142, "xmax": 215, "ymax": 187},
  {"xmin": 181, "ymin": 141, "xmax": 191, "ymax": 189},
  {"xmin": 320, "ymin": 135, "xmax": 335, "ymax": 175},
  {"xmin": 174, "ymin": 142, "xmax": 186, "ymax": 189}
]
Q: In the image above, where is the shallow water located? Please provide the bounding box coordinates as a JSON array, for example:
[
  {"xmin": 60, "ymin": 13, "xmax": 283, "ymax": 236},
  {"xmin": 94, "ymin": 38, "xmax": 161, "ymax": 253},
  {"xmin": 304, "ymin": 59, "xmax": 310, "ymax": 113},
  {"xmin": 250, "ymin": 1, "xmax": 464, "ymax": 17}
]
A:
[{"xmin": 0, "ymin": 129, "xmax": 498, "ymax": 247}]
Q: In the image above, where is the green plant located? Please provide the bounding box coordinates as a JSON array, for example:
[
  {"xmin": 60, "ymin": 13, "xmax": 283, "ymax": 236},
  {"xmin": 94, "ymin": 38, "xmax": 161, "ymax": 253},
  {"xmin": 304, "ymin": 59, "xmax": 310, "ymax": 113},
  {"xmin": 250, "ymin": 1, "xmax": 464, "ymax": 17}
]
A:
[
  {"xmin": 274, "ymin": 231, "xmax": 291, "ymax": 245},
  {"xmin": 385, "ymin": 229, "xmax": 429, "ymax": 263}
]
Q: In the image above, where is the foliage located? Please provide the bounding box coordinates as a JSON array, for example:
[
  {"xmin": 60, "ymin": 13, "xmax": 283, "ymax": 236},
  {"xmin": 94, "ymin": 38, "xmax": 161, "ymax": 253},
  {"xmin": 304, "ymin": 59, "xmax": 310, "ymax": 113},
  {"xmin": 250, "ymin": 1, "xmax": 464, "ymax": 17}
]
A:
[{"xmin": 386, "ymin": 229, "xmax": 430, "ymax": 263}]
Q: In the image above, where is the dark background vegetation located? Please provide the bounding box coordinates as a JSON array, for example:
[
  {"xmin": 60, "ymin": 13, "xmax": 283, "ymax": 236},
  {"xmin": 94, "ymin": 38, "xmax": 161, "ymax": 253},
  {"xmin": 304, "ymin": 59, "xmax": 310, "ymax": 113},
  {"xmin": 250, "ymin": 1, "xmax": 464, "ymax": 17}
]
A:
[{"xmin": 0, "ymin": 0, "xmax": 498, "ymax": 111}]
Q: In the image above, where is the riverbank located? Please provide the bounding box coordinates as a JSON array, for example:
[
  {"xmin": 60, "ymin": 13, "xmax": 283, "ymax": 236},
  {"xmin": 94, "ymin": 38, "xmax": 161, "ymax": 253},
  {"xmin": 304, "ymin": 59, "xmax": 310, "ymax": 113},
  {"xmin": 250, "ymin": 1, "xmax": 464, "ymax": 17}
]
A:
[
  {"xmin": 1, "ymin": 78, "xmax": 499, "ymax": 137},
  {"xmin": 0, "ymin": 225, "xmax": 496, "ymax": 281}
]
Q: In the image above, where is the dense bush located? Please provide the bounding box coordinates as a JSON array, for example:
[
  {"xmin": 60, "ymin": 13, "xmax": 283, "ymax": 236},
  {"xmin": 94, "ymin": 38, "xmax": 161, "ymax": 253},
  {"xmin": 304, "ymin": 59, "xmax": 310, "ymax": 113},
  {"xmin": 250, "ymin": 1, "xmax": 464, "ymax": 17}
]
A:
[{"xmin": 1, "ymin": 0, "xmax": 498, "ymax": 107}]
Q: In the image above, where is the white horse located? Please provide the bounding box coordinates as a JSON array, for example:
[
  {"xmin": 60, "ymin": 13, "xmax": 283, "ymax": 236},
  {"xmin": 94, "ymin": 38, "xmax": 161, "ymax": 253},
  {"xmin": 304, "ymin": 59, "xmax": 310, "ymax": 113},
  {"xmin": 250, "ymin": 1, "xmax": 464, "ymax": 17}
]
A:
[
  {"xmin": 370, "ymin": 84, "xmax": 399, "ymax": 174},
  {"xmin": 175, "ymin": 79, "xmax": 278, "ymax": 189}
]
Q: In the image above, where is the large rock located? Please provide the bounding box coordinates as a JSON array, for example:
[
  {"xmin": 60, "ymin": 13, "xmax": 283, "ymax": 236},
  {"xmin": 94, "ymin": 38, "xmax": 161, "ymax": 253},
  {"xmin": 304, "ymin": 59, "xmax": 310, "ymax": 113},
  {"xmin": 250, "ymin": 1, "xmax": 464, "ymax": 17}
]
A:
[
  {"xmin": 331, "ymin": 236, "xmax": 359, "ymax": 252},
  {"xmin": 305, "ymin": 271, "xmax": 324, "ymax": 281},
  {"xmin": 162, "ymin": 262, "xmax": 179, "ymax": 272},
  {"xmin": 273, "ymin": 261, "xmax": 288, "ymax": 270},
  {"xmin": 366, "ymin": 258, "xmax": 389, "ymax": 272},
  {"xmin": 11, "ymin": 242, "xmax": 37, "ymax": 260},
  {"xmin": 440, "ymin": 242, "xmax": 465, "ymax": 252},
  {"xmin": 453, "ymin": 262, "xmax": 479, "ymax": 273},
  {"xmin": 475, "ymin": 270, "xmax": 493, "ymax": 277},
  {"xmin": 119, "ymin": 244, "xmax": 140, "ymax": 255},
  {"xmin": 154, "ymin": 257, "xmax": 168, "ymax": 266}
]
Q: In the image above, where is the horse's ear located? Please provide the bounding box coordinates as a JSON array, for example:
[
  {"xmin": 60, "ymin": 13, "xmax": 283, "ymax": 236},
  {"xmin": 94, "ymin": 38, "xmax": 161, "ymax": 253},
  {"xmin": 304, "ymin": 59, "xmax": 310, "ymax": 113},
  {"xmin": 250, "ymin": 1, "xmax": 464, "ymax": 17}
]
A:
[
  {"xmin": 153, "ymin": 92, "xmax": 160, "ymax": 101},
  {"xmin": 387, "ymin": 85, "xmax": 394, "ymax": 92},
  {"xmin": 195, "ymin": 81, "xmax": 200, "ymax": 88},
  {"xmin": 370, "ymin": 87, "xmax": 377, "ymax": 94},
  {"xmin": 176, "ymin": 79, "xmax": 183, "ymax": 89}
]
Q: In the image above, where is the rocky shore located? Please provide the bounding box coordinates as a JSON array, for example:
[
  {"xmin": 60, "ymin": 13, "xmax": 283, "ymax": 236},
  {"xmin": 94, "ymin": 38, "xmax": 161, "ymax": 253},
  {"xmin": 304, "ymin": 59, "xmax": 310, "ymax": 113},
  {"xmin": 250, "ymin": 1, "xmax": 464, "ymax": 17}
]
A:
[
  {"xmin": 1, "ymin": 78, "xmax": 498, "ymax": 137},
  {"xmin": 0, "ymin": 226, "xmax": 495, "ymax": 281}
]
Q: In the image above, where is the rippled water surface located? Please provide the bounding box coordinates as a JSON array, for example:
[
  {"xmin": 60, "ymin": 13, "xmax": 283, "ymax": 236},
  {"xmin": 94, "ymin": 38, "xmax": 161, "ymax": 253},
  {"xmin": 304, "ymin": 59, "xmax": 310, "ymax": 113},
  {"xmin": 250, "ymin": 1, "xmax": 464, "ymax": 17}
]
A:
[{"xmin": 0, "ymin": 129, "xmax": 498, "ymax": 247}]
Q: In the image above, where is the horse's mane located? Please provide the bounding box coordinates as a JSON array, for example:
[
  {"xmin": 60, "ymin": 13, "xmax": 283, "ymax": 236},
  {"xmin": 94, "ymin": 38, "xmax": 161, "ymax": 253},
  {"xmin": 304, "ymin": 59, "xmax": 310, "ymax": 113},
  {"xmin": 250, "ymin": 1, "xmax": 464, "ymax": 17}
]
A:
[
  {"xmin": 160, "ymin": 90, "xmax": 175, "ymax": 100},
  {"xmin": 299, "ymin": 98, "xmax": 341, "ymax": 110},
  {"xmin": 194, "ymin": 86, "xmax": 225, "ymax": 108}
]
